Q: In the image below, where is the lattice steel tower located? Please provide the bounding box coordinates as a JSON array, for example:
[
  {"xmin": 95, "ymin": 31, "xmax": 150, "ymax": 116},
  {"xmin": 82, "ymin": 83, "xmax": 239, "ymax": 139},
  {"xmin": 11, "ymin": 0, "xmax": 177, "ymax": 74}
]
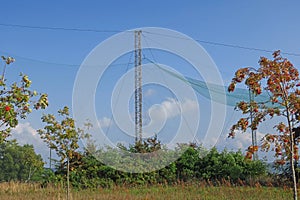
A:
[
  {"xmin": 249, "ymin": 89, "xmax": 258, "ymax": 160},
  {"xmin": 134, "ymin": 30, "xmax": 143, "ymax": 143}
]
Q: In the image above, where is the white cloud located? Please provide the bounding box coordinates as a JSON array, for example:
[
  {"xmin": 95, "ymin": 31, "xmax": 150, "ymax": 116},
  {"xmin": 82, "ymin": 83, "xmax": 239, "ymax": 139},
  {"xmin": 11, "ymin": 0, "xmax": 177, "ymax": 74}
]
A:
[
  {"xmin": 217, "ymin": 130, "xmax": 265, "ymax": 151},
  {"xmin": 144, "ymin": 88, "xmax": 155, "ymax": 97},
  {"xmin": 98, "ymin": 117, "xmax": 113, "ymax": 128},
  {"xmin": 9, "ymin": 122, "xmax": 49, "ymax": 162},
  {"xmin": 148, "ymin": 98, "xmax": 198, "ymax": 121},
  {"xmin": 215, "ymin": 130, "xmax": 275, "ymax": 161},
  {"xmin": 143, "ymin": 98, "xmax": 199, "ymax": 140},
  {"xmin": 13, "ymin": 122, "xmax": 37, "ymax": 136},
  {"xmin": 181, "ymin": 98, "xmax": 199, "ymax": 114}
]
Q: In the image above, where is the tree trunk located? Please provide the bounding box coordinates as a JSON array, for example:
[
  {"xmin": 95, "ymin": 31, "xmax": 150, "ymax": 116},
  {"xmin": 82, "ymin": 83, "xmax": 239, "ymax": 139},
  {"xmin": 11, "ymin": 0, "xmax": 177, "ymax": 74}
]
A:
[
  {"xmin": 290, "ymin": 134, "xmax": 298, "ymax": 200},
  {"xmin": 67, "ymin": 156, "xmax": 70, "ymax": 200},
  {"xmin": 287, "ymin": 111, "xmax": 298, "ymax": 200}
]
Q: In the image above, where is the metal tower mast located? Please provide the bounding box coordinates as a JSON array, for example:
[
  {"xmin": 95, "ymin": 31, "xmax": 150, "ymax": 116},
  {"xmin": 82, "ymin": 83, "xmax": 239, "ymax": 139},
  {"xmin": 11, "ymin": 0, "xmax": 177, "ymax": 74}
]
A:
[
  {"xmin": 134, "ymin": 30, "xmax": 143, "ymax": 143},
  {"xmin": 249, "ymin": 89, "xmax": 258, "ymax": 160}
]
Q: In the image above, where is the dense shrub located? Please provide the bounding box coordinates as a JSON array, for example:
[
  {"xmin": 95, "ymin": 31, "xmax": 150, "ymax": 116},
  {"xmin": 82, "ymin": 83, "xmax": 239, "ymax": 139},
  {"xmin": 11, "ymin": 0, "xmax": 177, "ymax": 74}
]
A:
[
  {"xmin": 49, "ymin": 142, "xmax": 268, "ymax": 189},
  {"xmin": 0, "ymin": 138, "xmax": 269, "ymax": 188}
]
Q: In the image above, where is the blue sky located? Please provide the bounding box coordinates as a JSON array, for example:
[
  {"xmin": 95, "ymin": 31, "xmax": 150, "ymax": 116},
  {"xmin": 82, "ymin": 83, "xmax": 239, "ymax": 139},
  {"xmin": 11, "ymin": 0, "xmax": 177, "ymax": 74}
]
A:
[{"xmin": 1, "ymin": 1, "xmax": 300, "ymax": 162}]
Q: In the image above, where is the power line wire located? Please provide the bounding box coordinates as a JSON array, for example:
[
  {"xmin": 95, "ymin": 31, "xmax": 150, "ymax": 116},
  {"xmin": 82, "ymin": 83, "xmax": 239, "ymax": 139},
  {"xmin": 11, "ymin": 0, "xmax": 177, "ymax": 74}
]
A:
[
  {"xmin": 0, "ymin": 49, "xmax": 134, "ymax": 68},
  {"xmin": 142, "ymin": 31, "xmax": 300, "ymax": 57},
  {"xmin": 1, "ymin": 22, "xmax": 300, "ymax": 57},
  {"xmin": 1, "ymin": 22, "xmax": 299, "ymax": 56},
  {"xmin": 0, "ymin": 22, "xmax": 299, "ymax": 61},
  {"xmin": 0, "ymin": 23, "xmax": 124, "ymax": 33}
]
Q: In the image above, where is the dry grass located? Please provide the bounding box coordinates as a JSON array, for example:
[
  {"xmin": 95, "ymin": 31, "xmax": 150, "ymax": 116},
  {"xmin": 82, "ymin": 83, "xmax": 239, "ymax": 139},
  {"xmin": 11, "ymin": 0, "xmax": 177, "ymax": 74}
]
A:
[{"xmin": 0, "ymin": 182, "xmax": 296, "ymax": 200}]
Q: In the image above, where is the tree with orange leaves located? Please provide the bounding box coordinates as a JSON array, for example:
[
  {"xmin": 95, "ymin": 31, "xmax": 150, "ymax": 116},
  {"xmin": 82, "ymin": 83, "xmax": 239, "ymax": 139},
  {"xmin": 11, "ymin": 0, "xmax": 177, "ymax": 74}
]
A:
[{"xmin": 228, "ymin": 50, "xmax": 299, "ymax": 200}]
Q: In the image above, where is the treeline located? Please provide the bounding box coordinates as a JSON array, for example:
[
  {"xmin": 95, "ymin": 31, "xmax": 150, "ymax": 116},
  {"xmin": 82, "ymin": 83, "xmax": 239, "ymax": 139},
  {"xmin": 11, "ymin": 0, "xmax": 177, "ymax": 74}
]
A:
[
  {"xmin": 0, "ymin": 57, "xmax": 267, "ymax": 189},
  {"xmin": 0, "ymin": 140, "xmax": 44, "ymax": 182},
  {"xmin": 0, "ymin": 137, "xmax": 269, "ymax": 189}
]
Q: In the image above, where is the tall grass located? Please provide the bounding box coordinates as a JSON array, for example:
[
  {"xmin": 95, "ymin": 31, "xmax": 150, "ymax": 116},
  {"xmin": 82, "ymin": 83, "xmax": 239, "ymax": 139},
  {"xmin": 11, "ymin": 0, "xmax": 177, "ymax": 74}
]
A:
[{"xmin": 0, "ymin": 181, "xmax": 296, "ymax": 200}]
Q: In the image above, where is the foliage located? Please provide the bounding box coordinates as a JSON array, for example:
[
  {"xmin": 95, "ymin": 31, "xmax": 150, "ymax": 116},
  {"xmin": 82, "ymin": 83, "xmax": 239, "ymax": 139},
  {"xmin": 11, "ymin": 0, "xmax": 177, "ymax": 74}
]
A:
[
  {"xmin": 128, "ymin": 134, "xmax": 162, "ymax": 153},
  {"xmin": 47, "ymin": 142, "xmax": 267, "ymax": 189},
  {"xmin": 37, "ymin": 106, "xmax": 90, "ymax": 199},
  {"xmin": 0, "ymin": 140, "xmax": 44, "ymax": 182},
  {"xmin": 228, "ymin": 50, "xmax": 300, "ymax": 199},
  {"xmin": 37, "ymin": 106, "xmax": 89, "ymax": 164},
  {"xmin": 0, "ymin": 56, "xmax": 48, "ymax": 143},
  {"xmin": 175, "ymin": 143, "xmax": 199, "ymax": 181},
  {"xmin": 196, "ymin": 147, "xmax": 267, "ymax": 182},
  {"xmin": 0, "ymin": 137, "xmax": 270, "ymax": 189}
]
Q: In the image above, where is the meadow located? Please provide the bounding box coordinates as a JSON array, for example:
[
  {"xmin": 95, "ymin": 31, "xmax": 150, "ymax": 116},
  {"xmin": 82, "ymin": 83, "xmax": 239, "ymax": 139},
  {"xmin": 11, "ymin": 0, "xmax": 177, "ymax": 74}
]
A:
[{"xmin": 0, "ymin": 182, "xmax": 296, "ymax": 200}]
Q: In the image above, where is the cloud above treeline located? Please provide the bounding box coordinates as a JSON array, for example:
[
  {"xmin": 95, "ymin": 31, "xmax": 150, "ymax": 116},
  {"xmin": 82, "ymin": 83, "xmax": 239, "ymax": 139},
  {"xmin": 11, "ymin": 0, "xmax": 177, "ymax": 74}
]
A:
[{"xmin": 9, "ymin": 122, "xmax": 50, "ymax": 162}]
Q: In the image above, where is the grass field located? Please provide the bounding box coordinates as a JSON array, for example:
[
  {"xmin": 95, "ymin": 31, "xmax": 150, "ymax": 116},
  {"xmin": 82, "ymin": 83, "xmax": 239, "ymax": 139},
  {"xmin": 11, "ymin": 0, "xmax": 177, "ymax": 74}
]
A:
[{"xmin": 0, "ymin": 182, "xmax": 297, "ymax": 200}]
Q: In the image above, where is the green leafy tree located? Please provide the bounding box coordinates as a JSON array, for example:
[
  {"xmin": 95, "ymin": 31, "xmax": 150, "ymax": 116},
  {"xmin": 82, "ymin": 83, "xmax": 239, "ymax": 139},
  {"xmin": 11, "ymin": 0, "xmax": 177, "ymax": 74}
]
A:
[
  {"xmin": 195, "ymin": 147, "xmax": 266, "ymax": 182},
  {"xmin": 128, "ymin": 134, "xmax": 162, "ymax": 153},
  {"xmin": 228, "ymin": 51, "xmax": 299, "ymax": 199},
  {"xmin": 0, "ymin": 56, "xmax": 48, "ymax": 143},
  {"xmin": 37, "ymin": 106, "xmax": 90, "ymax": 199},
  {"xmin": 0, "ymin": 140, "xmax": 44, "ymax": 182},
  {"xmin": 175, "ymin": 143, "xmax": 199, "ymax": 181}
]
